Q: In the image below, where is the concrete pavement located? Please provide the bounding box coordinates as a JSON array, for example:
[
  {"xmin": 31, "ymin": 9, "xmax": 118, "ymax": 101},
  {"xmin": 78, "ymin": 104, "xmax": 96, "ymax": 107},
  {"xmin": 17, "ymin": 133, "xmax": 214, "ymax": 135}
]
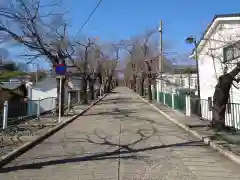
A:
[{"xmin": 1, "ymin": 87, "xmax": 240, "ymax": 180}]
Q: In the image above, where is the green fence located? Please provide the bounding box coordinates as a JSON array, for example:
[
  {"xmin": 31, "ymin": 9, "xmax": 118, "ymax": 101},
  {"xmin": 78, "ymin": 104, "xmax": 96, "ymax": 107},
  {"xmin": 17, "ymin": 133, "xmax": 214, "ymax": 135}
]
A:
[
  {"xmin": 174, "ymin": 94, "xmax": 186, "ymax": 112},
  {"xmin": 143, "ymin": 89, "xmax": 186, "ymax": 113},
  {"xmin": 159, "ymin": 92, "xmax": 164, "ymax": 103},
  {"xmin": 156, "ymin": 91, "xmax": 186, "ymax": 112},
  {"xmin": 165, "ymin": 93, "xmax": 172, "ymax": 107}
]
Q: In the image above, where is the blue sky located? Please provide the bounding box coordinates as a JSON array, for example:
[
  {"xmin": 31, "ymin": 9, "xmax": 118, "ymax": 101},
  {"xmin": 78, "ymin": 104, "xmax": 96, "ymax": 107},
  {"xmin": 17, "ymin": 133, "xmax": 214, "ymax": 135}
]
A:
[
  {"xmin": 4, "ymin": 0, "xmax": 240, "ymax": 69},
  {"xmin": 63, "ymin": 0, "xmax": 240, "ymax": 63}
]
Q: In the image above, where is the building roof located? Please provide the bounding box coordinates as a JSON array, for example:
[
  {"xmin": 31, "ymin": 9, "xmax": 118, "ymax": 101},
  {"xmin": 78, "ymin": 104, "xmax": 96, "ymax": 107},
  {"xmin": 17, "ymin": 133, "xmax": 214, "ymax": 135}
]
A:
[
  {"xmin": 193, "ymin": 13, "xmax": 240, "ymax": 55},
  {"xmin": 172, "ymin": 64, "xmax": 196, "ymax": 73},
  {"xmin": 0, "ymin": 81, "xmax": 25, "ymax": 90}
]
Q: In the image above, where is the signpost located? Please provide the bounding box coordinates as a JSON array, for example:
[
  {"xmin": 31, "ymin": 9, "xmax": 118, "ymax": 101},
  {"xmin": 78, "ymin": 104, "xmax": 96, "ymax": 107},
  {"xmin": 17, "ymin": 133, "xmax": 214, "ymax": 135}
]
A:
[{"xmin": 55, "ymin": 63, "xmax": 67, "ymax": 123}]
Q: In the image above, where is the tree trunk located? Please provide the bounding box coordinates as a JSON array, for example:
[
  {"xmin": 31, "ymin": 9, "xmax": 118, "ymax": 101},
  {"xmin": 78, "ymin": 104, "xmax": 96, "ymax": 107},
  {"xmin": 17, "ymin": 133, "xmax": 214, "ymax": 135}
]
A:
[
  {"xmin": 212, "ymin": 74, "xmax": 233, "ymax": 130},
  {"xmin": 82, "ymin": 76, "xmax": 88, "ymax": 104},
  {"xmin": 212, "ymin": 63, "xmax": 240, "ymax": 130},
  {"xmin": 140, "ymin": 78, "xmax": 144, "ymax": 96},
  {"xmin": 132, "ymin": 75, "xmax": 136, "ymax": 92},
  {"xmin": 56, "ymin": 78, "xmax": 66, "ymax": 116},
  {"xmin": 103, "ymin": 80, "xmax": 108, "ymax": 93},
  {"xmin": 107, "ymin": 75, "xmax": 113, "ymax": 92},
  {"xmin": 89, "ymin": 78, "xmax": 95, "ymax": 101},
  {"xmin": 82, "ymin": 49, "xmax": 88, "ymax": 104},
  {"xmin": 147, "ymin": 76, "xmax": 152, "ymax": 101}
]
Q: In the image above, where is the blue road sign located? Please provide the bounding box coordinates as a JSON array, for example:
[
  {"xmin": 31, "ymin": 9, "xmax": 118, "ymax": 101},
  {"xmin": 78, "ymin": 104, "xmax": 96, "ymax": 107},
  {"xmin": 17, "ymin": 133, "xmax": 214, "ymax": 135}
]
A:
[{"xmin": 55, "ymin": 64, "xmax": 67, "ymax": 75}]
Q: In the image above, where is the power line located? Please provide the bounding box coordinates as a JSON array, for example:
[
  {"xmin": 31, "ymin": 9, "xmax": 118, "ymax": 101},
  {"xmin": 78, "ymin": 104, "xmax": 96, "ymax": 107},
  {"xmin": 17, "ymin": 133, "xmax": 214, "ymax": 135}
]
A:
[{"xmin": 74, "ymin": 0, "xmax": 103, "ymax": 40}]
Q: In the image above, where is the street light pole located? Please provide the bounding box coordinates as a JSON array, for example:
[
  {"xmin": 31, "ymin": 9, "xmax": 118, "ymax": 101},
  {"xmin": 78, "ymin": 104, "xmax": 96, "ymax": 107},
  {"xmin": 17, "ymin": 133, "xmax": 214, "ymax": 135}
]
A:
[
  {"xmin": 159, "ymin": 20, "xmax": 163, "ymax": 93},
  {"xmin": 194, "ymin": 39, "xmax": 201, "ymax": 99},
  {"xmin": 185, "ymin": 36, "xmax": 201, "ymax": 98},
  {"xmin": 185, "ymin": 36, "xmax": 202, "ymax": 116}
]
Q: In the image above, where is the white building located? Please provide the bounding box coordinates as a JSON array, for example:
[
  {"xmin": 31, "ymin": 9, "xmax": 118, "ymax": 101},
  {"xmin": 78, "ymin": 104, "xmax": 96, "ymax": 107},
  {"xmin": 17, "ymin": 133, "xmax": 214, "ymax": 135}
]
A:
[
  {"xmin": 26, "ymin": 77, "xmax": 71, "ymax": 116},
  {"xmin": 25, "ymin": 67, "xmax": 84, "ymax": 116},
  {"xmin": 193, "ymin": 14, "xmax": 240, "ymax": 102},
  {"xmin": 163, "ymin": 73, "xmax": 197, "ymax": 95},
  {"xmin": 156, "ymin": 57, "xmax": 197, "ymax": 95},
  {"xmin": 192, "ymin": 13, "xmax": 240, "ymax": 129}
]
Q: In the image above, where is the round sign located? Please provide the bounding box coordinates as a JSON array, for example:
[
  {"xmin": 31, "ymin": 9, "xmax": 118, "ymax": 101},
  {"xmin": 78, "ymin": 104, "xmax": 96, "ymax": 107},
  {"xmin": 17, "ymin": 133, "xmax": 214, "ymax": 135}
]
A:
[{"xmin": 55, "ymin": 64, "xmax": 67, "ymax": 75}]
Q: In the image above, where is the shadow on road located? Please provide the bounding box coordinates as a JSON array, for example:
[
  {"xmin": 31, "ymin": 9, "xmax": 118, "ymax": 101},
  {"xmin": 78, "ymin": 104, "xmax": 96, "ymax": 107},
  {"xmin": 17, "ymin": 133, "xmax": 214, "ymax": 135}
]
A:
[
  {"xmin": 1, "ymin": 108, "xmax": 205, "ymax": 173},
  {"xmin": 96, "ymin": 97, "xmax": 141, "ymax": 105},
  {"xmin": 0, "ymin": 140, "xmax": 204, "ymax": 173},
  {"xmin": 0, "ymin": 92, "xmax": 207, "ymax": 173}
]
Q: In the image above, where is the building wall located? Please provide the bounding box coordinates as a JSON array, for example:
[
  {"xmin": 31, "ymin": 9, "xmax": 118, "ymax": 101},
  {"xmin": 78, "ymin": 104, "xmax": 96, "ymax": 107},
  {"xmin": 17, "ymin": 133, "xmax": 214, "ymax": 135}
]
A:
[
  {"xmin": 158, "ymin": 73, "xmax": 197, "ymax": 94},
  {"xmin": 198, "ymin": 22, "xmax": 240, "ymax": 103},
  {"xmin": 197, "ymin": 20, "xmax": 240, "ymax": 129},
  {"xmin": 26, "ymin": 77, "xmax": 71, "ymax": 116},
  {"xmin": 27, "ymin": 87, "xmax": 70, "ymax": 116}
]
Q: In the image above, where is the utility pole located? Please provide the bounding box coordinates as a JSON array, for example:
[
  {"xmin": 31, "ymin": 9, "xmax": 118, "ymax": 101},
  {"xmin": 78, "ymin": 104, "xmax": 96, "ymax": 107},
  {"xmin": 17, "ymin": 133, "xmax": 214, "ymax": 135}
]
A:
[
  {"xmin": 180, "ymin": 72, "xmax": 183, "ymax": 87},
  {"xmin": 188, "ymin": 73, "xmax": 191, "ymax": 94},
  {"xmin": 159, "ymin": 20, "xmax": 163, "ymax": 92},
  {"xmin": 36, "ymin": 64, "xmax": 39, "ymax": 83}
]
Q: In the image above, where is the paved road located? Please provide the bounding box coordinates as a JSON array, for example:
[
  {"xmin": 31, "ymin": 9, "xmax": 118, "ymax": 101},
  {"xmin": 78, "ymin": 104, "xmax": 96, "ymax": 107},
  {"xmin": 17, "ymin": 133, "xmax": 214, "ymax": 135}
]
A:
[{"xmin": 1, "ymin": 87, "xmax": 240, "ymax": 180}]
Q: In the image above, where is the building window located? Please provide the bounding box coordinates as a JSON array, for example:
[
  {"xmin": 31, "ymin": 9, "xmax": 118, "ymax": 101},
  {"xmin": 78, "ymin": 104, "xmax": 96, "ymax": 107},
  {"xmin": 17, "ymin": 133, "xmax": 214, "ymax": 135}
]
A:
[{"xmin": 223, "ymin": 42, "xmax": 240, "ymax": 63}]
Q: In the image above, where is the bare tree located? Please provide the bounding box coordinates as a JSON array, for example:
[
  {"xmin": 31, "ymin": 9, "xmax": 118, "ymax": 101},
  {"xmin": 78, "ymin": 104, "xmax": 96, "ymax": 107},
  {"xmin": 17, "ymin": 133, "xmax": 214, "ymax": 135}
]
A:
[
  {"xmin": 100, "ymin": 43, "xmax": 119, "ymax": 93},
  {"xmin": 123, "ymin": 28, "xmax": 158, "ymax": 99},
  {"xmin": 75, "ymin": 38, "xmax": 95, "ymax": 104},
  {"xmin": 122, "ymin": 38, "xmax": 147, "ymax": 95},
  {"xmin": 121, "ymin": 39, "xmax": 138, "ymax": 92},
  {"xmin": 87, "ymin": 45, "xmax": 102, "ymax": 100},
  {"xmin": 0, "ymin": 0, "xmax": 74, "ymax": 115},
  {"xmin": 123, "ymin": 60, "xmax": 132, "ymax": 88},
  {"xmin": 144, "ymin": 57, "xmax": 159, "ymax": 101}
]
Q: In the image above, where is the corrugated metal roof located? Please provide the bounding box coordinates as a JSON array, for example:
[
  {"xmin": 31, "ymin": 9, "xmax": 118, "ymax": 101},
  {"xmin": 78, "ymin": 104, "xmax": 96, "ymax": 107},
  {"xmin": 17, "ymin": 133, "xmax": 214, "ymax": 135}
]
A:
[{"xmin": 0, "ymin": 81, "xmax": 24, "ymax": 90}]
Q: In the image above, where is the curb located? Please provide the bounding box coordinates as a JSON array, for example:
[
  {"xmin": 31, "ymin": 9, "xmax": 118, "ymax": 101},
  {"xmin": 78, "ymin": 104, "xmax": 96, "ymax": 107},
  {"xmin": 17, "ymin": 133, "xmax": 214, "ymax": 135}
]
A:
[
  {"xmin": 136, "ymin": 93, "xmax": 240, "ymax": 166},
  {"xmin": 0, "ymin": 93, "xmax": 108, "ymax": 168}
]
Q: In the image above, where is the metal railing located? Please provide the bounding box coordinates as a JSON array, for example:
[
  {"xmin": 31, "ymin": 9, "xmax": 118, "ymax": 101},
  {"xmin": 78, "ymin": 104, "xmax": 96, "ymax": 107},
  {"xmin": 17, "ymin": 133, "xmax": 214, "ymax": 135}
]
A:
[
  {"xmin": 1, "ymin": 88, "xmax": 104, "ymax": 129},
  {"xmin": 154, "ymin": 90, "xmax": 240, "ymax": 130},
  {"xmin": 190, "ymin": 97, "xmax": 240, "ymax": 130},
  {"xmin": 225, "ymin": 103, "xmax": 240, "ymax": 129},
  {"xmin": 190, "ymin": 98, "xmax": 211, "ymax": 119},
  {"xmin": 1, "ymin": 97, "xmax": 57, "ymax": 127}
]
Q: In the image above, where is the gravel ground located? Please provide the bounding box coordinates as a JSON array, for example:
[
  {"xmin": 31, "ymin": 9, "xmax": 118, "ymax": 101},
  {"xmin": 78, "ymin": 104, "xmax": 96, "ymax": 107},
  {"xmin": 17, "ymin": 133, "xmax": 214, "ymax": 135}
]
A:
[
  {"xmin": 0, "ymin": 103, "xmax": 89, "ymax": 157},
  {"xmin": 0, "ymin": 120, "xmax": 57, "ymax": 157}
]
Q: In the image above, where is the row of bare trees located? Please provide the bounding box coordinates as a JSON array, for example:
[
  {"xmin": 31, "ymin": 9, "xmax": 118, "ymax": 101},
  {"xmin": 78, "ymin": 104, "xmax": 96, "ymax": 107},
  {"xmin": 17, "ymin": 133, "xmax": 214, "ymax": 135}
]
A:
[
  {"xmin": 70, "ymin": 38, "xmax": 119, "ymax": 105},
  {"xmin": 0, "ymin": 0, "xmax": 118, "ymax": 115},
  {"xmin": 122, "ymin": 23, "xmax": 240, "ymax": 131},
  {"xmin": 123, "ymin": 29, "xmax": 160, "ymax": 101}
]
